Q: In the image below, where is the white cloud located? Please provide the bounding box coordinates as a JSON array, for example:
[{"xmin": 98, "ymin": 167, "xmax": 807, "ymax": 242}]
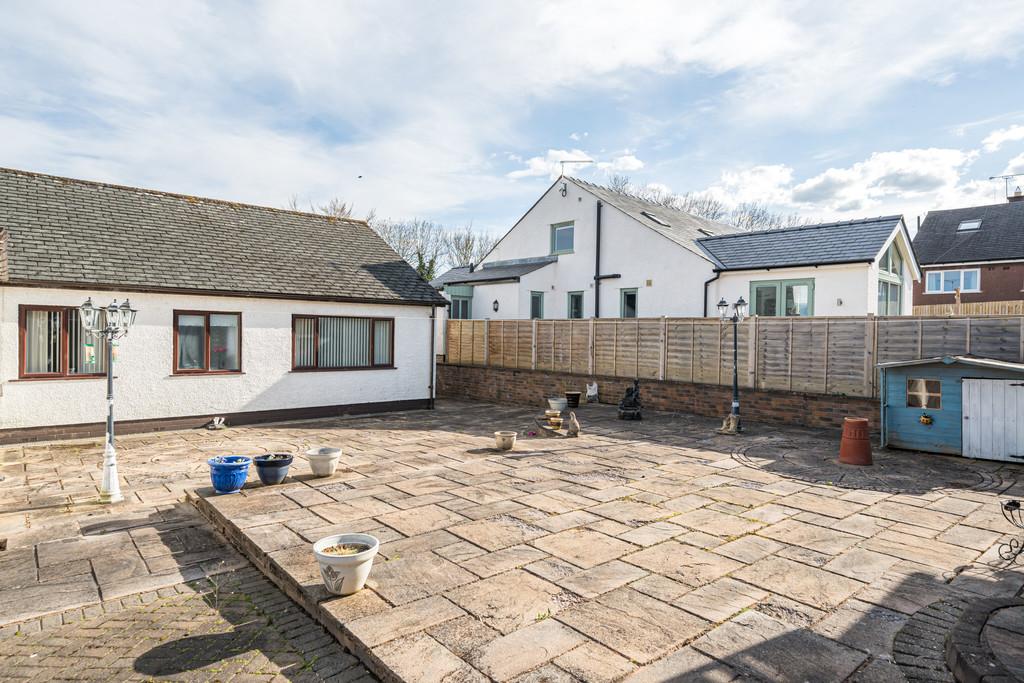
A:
[
  {"xmin": 983, "ymin": 125, "xmax": 1024, "ymax": 152},
  {"xmin": 699, "ymin": 148, "xmax": 996, "ymax": 221},
  {"xmin": 596, "ymin": 153, "xmax": 645, "ymax": 173},
  {"xmin": 506, "ymin": 149, "xmax": 593, "ymax": 180},
  {"xmin": 1006, "ymin": 153, "xmax": 1024, "ymax": 175}
]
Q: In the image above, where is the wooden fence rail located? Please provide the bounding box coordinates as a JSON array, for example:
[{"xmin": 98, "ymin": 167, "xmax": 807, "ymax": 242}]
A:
[{"xmin": 445, "ymin": 315, "xmax": 1024, "ymax": 399}]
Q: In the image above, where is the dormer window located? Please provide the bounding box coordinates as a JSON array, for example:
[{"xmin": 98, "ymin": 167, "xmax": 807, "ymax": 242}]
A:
[
  {"xmin": 641, "ymin": 211, "xmax": 671, "ymax": 227},
  {"xmin": 957, "ymin": 219, "xmax": 982, "ymax": 232}
]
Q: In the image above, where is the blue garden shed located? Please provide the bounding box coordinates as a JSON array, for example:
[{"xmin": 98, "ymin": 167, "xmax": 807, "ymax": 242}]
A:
[{"xmin": 879, "ymin": 355, "xmax": 1024, "ymax": 461}]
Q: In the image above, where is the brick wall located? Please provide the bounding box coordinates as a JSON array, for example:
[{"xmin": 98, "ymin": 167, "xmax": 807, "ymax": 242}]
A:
[{"xmin": 437, "ymin": 363, "xmax": 879, "ymax": 431}]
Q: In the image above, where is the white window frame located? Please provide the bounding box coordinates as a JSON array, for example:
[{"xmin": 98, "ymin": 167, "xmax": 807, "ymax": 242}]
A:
[
  {"xmin": 924, "ymin": 268, "xmax": 981, "ymax": 294},
  {"xmin": 550, "ymin": 221, "xmax": 574, "ymax": 255},
  {"xmin": 957, "ymin": 219, "xmax": 982, "ymax": 232}
]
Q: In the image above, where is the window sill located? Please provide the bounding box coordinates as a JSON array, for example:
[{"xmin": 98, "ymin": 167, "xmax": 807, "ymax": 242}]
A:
[
  {"xmin": 550, "ymin": 250, "xmax": 574, "ymax": 256},
  {"xmin": 168, "ymin": 371, "xmax": 245, "ymax": 377},
  {"xmin": 291, "ymin": 366, "xmax": 396, "ymax": 373},
  {"xmin": 11, "ymin": 375, "xmax": 108, "ymax": 383}
]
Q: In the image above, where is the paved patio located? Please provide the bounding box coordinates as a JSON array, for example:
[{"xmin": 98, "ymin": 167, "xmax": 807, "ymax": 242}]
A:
[{"xmin": 172, "ymin": 400, "xmax": 1024, "ymax": 683}]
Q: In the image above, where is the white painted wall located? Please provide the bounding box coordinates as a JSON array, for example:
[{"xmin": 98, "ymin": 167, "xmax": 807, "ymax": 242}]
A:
[
  {"xmin": 709, "ymin": 263, "xmax": 871, "ymax": 316},
  {"xmin": 471, "ymin": 180, "xmax": 717, "ymax": 318},
  {"xmin": 0, "ymin": 286, "xmax": 436, "ymax": 430}
]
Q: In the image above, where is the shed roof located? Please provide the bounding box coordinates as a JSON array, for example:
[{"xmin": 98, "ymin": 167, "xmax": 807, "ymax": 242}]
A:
[
  {"xmin": 912, "ymin": 201, "xmax": 1024, "ymax": 265},
  {"xmin": 877, "ymin": 355, "xmax": 1024, "ymax": 373},
  {"xmin": 697, "ymin": 216, "xmax": 905, "ymax": 272},
  {"xmin": 0, "ymin": 167, "xmax": 446, "ymax": 306}
]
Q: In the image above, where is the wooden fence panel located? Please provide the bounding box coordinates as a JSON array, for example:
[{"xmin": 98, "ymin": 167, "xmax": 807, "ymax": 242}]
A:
[
  {"xmin": 638, "ymin": 320, "xmax": 663, "ymax": 379},
  {"xmin": 443, "ymin": 315, "xmax": 1024, "ymax": 398},
  {"xmin": 968, "ymin": 317, "xmax": 1022, "ymax": 362},
  {"xmin": 693, "ymin": 321, "xmax": 722, "ymax": 385},
  {"xmin": 756, "ymin": 319, "xmax": 793, "ymax": 391},
  {"xmin": 615, "ymin": 320, "xmax": 639, "ymax": 378},
  {"xmin": 825, "ymin": 319, "xmax": 869, "ymax": 396},
  {"xmin": 594, "ymin": 321, "xmax": 616, "ymax": 376},
  {"xmin": 665, "ymin": 319, "xmax": 695, "ymax": 382}
]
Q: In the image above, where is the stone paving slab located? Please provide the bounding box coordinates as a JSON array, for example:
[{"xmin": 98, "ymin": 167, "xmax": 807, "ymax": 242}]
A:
[{"xmin": 176, "ymin": 400, "xmax": 1024, "ymax": 682}]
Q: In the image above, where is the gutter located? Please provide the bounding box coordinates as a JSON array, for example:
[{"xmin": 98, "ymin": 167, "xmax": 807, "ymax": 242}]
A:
[{"xmin": 710, "ymin": 258, "xmax": 875, "ymax": 274}]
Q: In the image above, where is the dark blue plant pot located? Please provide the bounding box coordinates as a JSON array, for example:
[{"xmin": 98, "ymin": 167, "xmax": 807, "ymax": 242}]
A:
[
  {"xmin": 254, "ymin": 453, "xmax": 293, "ymax": 486},
  {"xmin": 207, "ymin": 456, "xmax": 252, "ymax": 494}
]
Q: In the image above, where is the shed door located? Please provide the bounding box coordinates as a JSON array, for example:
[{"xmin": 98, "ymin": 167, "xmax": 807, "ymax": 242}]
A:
[{"xmin": 962, "ymin": 379, "xmax": 1024, "ymax": 461}]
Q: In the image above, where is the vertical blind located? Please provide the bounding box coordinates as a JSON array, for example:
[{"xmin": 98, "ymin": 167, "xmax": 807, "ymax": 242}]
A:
[
  {"xmin": 23, "ymin": 308, "xmax": 106, "ymax": 376},
  {"xmin": 294, "ymin": 316, "xmax": 393, "ymax": 369}
]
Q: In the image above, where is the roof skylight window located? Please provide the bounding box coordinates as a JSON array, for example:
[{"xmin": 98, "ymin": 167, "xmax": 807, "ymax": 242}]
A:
[
  {"xmin": 957, "ymin": 219, "xmax": 982, "ymax": 232},
  {"xmin": 640, "ymin": 211, "xmax": 671, "ymax": 227}
]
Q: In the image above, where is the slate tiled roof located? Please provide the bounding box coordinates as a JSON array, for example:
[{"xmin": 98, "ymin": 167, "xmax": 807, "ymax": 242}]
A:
[
  {"xmin": 912, "ymin": 201, "xmax": 1024, "ymax": 265},
  {"xmin": 431, "ymin": 257, "xmax": 556, "ymax": 288},
  {"xmin": 0, "ymin": 168, "xmax": 445, "ymax": 305},
  {"xmin": 697, "ymin": 216, "xmax": 903, "ymax": 271},
  {"xmin": 568, "ymin": 177, "xmax": 741, "ymax": 260}
]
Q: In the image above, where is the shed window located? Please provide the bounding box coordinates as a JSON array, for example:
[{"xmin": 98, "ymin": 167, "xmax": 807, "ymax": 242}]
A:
[
  {"xmin": 292, "ymin": 316, "xmax": 393, "ymax": 370},
  {"xmin": 19, "ymin": 305, "xmax": 108, "ymax": 379},
  {"xmin": 907, "ymin": 378, "xmax": 941, "ymax": 409},
  {"xmin": 174, "ymin": 311, "xmax": 241, "ymax": 373},
  {"xmin": 550, "ymin": 221, "xmax": 574, "ymax": 254}
]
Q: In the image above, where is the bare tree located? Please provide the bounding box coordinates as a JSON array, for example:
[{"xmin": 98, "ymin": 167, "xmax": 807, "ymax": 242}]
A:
[
  {"xmin": 605, "ymin": 176, "xmax": 809, "ymax": 230},
  {"xmin": 443, "ymin": 224, "xmax": 499, "ymax": 267},
  {"xmin": 370, "ymin": 217, "xmax": 447, "ymax": 281}
]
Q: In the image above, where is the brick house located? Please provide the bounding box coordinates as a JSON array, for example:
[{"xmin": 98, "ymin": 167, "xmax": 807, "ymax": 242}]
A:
[{"xmin": 912, "ymin": 192, "xmax": 1024, "ymax": 311}]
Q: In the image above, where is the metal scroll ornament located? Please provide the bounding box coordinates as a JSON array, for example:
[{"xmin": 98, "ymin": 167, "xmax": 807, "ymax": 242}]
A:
[{"xmin": 998, "ymin": 500, "xmax": 1024, "ymax": 563}]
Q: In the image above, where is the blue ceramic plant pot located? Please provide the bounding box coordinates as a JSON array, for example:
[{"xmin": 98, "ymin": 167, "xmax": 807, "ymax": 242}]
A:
[
  {"xmin": 207, "ymin": 456, "xmax": 252, "ymax": 494},
  {"xmin": 254, "ymin": 453, "xmax": 293, "ymax": 486}
]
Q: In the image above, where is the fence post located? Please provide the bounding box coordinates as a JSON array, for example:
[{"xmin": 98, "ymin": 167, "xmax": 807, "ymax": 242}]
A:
[
  {"xmin": 748, "ymin": 318, "xmax": 758, "ymax": 389},
  {"xmin": 863, "ymin": 314, "xmax": 876, "ymax": 397},
  {"xmin": 589, "ymin": 318, "xmax": 595, "ymax": 376},
  {"xmin": 612, "ymin": 321, "xmax": 618, "ymax": 376},
  {"xmin": 717, "ymin": 320, "xmax": 723, "ymax": 385},
  {"xmin": 823, "ymin": 318, "xmax": 830, "ymax": 394},
  {"xmin": 636, "ymin": 318, "xmax": 641, "ymax": 379},
  {"xmin": 483, "ymin": 321, "xmax": 489, "ymax": 366},
  {"xmin": 531, "ymin": 319, "xmax": 538, "ymax": 370},
  {"xmin": 788, "ymin": 318, "xmax": 794, "ymax": 392},
  {"xmin": 965, "ymin": 317, "xmax": 972, "ymax": 355},
  {"xmin": 689, "ymin": 319, "xmax": 696, "ymax": 382},
  {"xmin": 659, "ymin": 317, "xmax": 667, "ymax": 381}
]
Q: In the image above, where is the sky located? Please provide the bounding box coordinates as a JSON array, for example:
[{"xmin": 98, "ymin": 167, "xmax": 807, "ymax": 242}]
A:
[{"xmin": 2, "ymin": 1, "xmax": 1024, "ymax": 237}]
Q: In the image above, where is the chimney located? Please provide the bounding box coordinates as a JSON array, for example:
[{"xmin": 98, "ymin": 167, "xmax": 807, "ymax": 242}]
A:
[{"xmin": 1010, "ymin": 186, "xmax": 1024, "ymax": 203}]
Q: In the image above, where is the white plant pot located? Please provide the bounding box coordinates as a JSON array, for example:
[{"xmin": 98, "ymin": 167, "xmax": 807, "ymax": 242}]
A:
[
  {"xmin": 313, "ymin": 533, "xmax": 379, "ymax": 595},
  {"xmin": 494, "ymin": 431, "xmax": 517, "ymax": 450},
  {"xmin": 306, "ymin": 447, "xmax": 341, "ymax": 477},
  {"xmin": 547, "ymin": 398, "xmax": 568, "ymax": 411}
]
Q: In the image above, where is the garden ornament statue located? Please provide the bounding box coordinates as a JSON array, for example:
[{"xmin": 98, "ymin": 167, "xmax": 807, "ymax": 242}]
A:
[
  {"xmin": 566, "ymin": 412, "xmax": 581, "ymax": 437},
  {"xmin": 618, "ymin": 379, "xmax": 642, "ymax": 420}
]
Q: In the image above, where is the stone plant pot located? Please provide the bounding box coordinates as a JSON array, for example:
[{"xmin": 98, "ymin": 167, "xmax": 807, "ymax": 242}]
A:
[
  {"xmin": 494, "ymin": 431, "xmax": 517, "ymax": 450},
  {"xmin": 565, "ymin": 391, "xmax": 582, "ymax": 408},
  {"xmin": 305, "ymin": 447, "xmax": 341, "ymax": 477},
  {"xmin": 548, "ymin": 397, "xmax": 568, "ymax": 411},
  {"xmin": 207, "ymin": 456, "xmax": 252, "ymax": 494},
  {"xmin": 254, "ymin": 453, "xmax": 293, "ymax": 485},
  {"xmin": 312, "ymin": 533, "xmax": 379, "ymax": 596}
]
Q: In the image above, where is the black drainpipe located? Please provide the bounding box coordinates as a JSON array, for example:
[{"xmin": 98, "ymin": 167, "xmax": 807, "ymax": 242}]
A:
[
  {"xmin": 594, "ymin": 200, "xmax": 603, "ymax": 318},
  {"xmin": 703, "ymin": 271, "xmax": 721, "ymax": 317},
  {"xmin": 428, "ymin": 305, "xmax": 436, "ymax": 409}
]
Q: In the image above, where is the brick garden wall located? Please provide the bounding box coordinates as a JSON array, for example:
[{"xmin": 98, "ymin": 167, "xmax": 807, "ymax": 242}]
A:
[{"xmin": 437, "ymin": 362, "xmax": 879, "ymax": 432}]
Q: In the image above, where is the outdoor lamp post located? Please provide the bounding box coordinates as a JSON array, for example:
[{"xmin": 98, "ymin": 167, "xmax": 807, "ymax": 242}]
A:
[
  {"xmin": 717, "ymin": 296, "xmax": 748, "ymax": 433},
  {"xmin": 80, "ymin": 297, "xmax": 138, "ymax": 503}
]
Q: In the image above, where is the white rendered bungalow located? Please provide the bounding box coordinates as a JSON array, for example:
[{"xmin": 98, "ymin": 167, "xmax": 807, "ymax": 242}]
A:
[{"xmin": 0, "ymin": 168, "xmax": 446, "ymax": 443}]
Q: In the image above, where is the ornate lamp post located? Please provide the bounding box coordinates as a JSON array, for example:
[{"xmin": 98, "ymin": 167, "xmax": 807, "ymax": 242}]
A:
[
  {"xmin": 717, "ymin": 296, "xmax": 748, "ymax": 434},
  {"xmin": 79, "ymin": 297, "xmax": 137, "ymax": 503}
]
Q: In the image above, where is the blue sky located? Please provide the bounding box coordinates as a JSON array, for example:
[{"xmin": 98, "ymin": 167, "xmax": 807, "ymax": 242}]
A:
[{"xmin": 2, "ymin": 1, "xmax": 1024, "ymax": 238}]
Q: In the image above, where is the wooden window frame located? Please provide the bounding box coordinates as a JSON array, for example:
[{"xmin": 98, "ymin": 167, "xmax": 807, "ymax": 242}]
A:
[
  {"xmin": 172, "ymin": 310, "xmax": 243, "ymax": 375},
  {"xmin": 18, "ymin": 305, "xmax": 106, "ymax": 380},
  {"xmin": 291, "ymin": 315, "xmax": 395, "ymax": 372},
  {"xmin": 906, "ymin": 377, "xmax": 941, "ymax": 410}
]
